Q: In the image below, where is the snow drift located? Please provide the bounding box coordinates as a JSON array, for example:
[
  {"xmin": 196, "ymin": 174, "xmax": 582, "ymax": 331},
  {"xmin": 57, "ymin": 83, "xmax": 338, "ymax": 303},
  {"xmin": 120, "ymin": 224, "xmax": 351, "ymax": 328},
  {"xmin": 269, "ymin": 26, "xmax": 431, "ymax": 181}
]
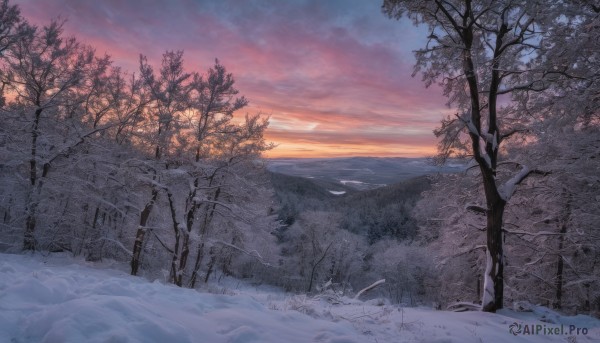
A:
[{"xmin": 1, "ymin": 253, "xmax": 599, "ymax": 342}]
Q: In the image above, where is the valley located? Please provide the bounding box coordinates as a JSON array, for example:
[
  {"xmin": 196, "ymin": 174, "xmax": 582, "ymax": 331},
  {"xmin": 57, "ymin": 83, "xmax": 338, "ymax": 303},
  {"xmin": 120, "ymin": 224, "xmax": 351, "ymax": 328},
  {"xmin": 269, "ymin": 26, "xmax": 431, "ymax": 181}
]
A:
[{"xmin": 267, "ymin": 157, "xmax": 465, "ymax": 190}]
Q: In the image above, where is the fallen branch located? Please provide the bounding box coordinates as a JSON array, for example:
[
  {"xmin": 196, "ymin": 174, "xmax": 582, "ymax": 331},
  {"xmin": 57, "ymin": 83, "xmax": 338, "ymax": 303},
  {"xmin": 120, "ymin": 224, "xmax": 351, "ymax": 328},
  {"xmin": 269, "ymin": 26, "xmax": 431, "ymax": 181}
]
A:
[
  {"xmin": 354, "ymin": 279, "xmax": 385, "ymax": 300},
  {"xmin": 446, "ymin": 302, "xmax": 481, "ymax": 312}
]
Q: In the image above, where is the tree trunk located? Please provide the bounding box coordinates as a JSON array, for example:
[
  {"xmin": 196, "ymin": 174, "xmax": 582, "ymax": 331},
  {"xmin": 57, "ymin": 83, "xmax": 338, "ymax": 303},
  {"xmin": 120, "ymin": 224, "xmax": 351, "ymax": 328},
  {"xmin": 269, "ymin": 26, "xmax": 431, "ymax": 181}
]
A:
[
  {"xmin": 307, "ymin": 242, "xmax": 333, "ymax": 293},
  {"xmin": 167, "ymin": 191, "xmax": 182, "ymax": 286},
  {"xmin": 83, "ymin": 206, "xmax": 101, "ymax": 261},
  {"xmin": 554, "ymin": 200, "xmax": 570, "ymax": 309},
  {"xmin": 482, "ymin": 196, "xmax": 506, "ymax": 312},
  {"xmin": 189, "ymin": 185, "xmax": 221, "ymax": 288},
  {"xmin": 23, "ymin": 108, "xmax": 43, "ymax": 251},
  {"xmin": 130, "ymin": 188, "xmax": 158, "ymax": 275},
  {"xmin": 189, "ymin": 241, "xmax": 205, "ymax": 288},
  {"xmin": 3, "ymin": 197, "xmax": 13, "ymax": 224},
  {"xmin": 23, "ymin": 210, "xmax": 37, "ymax": 251},
  {"xmin": 460, "ymin": 7, "xmax": 506, "ymax": 311},
  {"xmin": 176, "ymin": 233, "xmax": 190, "ymax": 285},
  {"xmin": 554, "ymin": 226, "xmax": 566, "ymax": 310},
  {"xmin": 175, "ymin": 177, "xmax": 203, "ymax": 287},
  {"xmin": 204, "ymin": 247, "xmax": 216, "ymax": 283}
]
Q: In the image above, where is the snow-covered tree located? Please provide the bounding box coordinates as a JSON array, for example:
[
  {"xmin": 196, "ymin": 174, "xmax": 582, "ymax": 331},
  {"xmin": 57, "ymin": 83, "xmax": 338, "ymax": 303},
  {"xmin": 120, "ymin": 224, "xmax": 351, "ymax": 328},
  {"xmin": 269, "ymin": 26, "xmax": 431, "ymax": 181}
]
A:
[
  {"xmin": 129, "ymin": 50, "xmax": 193, "ymax": 276},
  {"xmin": 117, "ymin": 51, "xmax": 276, "ymax": 287},
  {"xmin": 414, "ymin": 127, "xmax": 600, "ymax": 315},
  {"xmin": 0, "ymin": 0, "xmax": 30, "ymax": 107},
  {"xmin": 0, "ymin": 19, "xmax": 117, "ymax": 251},
  {"xmin": 383, "ymin": 0, "xmax": 587, "ymax": 312},
  {"xmin": 277, "ymin": 210, "xmax": 368, "ymax": 294},
  {"xmin": 0, "ymin": 0, "xmax": 279, "ymax": 290},
  {"xmin": 504, "ymin": 128, "xmax": 600, "ymax": 315}
]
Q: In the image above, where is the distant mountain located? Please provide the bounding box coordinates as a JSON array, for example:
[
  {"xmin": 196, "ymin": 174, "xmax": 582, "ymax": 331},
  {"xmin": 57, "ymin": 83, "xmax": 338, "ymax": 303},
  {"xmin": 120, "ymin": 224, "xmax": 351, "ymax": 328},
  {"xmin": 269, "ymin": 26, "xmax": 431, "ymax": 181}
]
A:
[{"xmin": 267, "ymin": 157, "xmax": 464, "ymax": 190}]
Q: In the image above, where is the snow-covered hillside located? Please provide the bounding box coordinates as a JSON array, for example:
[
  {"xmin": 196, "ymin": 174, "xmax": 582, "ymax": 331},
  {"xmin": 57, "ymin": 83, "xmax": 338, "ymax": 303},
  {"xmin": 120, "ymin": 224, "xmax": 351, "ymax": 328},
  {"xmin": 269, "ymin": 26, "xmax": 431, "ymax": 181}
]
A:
[{"xmin": 1, "ymin": 253, "xmax": 599, "ymax": 343}]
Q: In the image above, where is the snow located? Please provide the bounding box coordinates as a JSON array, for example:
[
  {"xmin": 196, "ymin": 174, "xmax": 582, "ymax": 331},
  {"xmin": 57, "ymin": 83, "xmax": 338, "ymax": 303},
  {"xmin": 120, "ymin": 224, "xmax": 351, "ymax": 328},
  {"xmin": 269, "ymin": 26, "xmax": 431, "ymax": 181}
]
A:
[
  {"xmin": 483, "ymin": 153, "xmax": 492, "ymax": 169},
  {"xmin": 482, "ymin": 250, "xmax": 495, "ymax": 310},
  {"xmin": 465, "ymin": 118, "xmax": 479, "ymax": 137},
  {"xmin": 1, "ymin": 253, "xmax": 599, "ymax": 343},
  {"xmin": 339, "ymin": 180, "xmax": 363, "ymax": 185},
  {"xmin": 482, "ymin": 131, "xmax": 494, "ymax": 144},
  {"xmin": 329, "ymin": 190, "xmax": 346, "ymax": 195},
  {"xmin": 498, "ymin": 165, "xmax": 531, "ymax": 200},
  {"xmin": 353, "ymin": 279, "xmax": 385, "ymax": 299},
  {"xmin": 0, "ymin": 253, "xmax": 357, "ymax": 343}
]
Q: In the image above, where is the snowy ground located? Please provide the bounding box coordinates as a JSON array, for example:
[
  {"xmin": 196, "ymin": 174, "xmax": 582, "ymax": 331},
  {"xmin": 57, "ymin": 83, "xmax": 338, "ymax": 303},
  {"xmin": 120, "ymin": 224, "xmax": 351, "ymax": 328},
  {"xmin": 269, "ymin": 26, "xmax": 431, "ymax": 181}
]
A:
[{"xmin": 1, "ymin": 253, "xmax": 599, "ymax": 343}]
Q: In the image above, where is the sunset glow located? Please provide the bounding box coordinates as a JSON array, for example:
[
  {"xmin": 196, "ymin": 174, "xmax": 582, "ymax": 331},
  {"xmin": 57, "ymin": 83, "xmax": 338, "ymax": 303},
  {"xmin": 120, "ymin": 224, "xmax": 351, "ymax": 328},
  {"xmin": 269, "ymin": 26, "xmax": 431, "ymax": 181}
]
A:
[{"xmin": 14, "ymin": 0, "xmax": 450, "ymax": 158}]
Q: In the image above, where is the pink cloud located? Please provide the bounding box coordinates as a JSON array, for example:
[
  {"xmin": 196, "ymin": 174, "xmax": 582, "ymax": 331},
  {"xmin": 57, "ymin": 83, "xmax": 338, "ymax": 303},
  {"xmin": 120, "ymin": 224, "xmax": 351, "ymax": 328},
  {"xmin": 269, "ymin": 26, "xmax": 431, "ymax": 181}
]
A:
[{"xmin": 13, "ymin": 0, "xmax": 448, "ymax": 157}]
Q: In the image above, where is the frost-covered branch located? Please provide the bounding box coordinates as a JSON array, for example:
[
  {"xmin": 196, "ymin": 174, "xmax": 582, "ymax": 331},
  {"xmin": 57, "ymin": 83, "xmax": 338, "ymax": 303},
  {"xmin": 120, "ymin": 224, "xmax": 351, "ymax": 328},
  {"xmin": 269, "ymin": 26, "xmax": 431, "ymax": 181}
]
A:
[
  {"xmin": 210, "ymin": 239, "xmax": 274, "ymax": 268},
  {"xmin": 498, "ymin": 167, "xmax": 548, "ymax": 201}
]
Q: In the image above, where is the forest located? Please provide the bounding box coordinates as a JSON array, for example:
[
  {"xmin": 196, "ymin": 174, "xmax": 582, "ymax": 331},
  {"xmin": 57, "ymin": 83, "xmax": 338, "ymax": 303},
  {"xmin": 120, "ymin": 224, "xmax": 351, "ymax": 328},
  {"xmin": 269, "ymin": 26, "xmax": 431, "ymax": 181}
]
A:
[{"xmin": 0, "ymin": 0, "xmax": 599, "ymax": 323}]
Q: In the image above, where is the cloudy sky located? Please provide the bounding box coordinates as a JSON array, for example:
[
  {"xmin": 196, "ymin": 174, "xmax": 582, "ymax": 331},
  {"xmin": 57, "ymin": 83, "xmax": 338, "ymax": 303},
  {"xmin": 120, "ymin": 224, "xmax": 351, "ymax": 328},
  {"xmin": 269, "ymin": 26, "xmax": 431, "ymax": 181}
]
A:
[{"xmin": 14, "ymin": 0, "xmax": 451, "ymax": 158}]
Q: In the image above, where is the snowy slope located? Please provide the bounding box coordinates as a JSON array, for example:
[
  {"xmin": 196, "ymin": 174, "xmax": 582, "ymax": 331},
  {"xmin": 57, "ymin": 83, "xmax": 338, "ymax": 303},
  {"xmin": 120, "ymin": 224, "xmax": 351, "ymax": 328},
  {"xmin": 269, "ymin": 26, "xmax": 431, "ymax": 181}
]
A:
[
  {"xmin": 1, "ymin": 253, "xmax": 599, "ymax": 343},
  {"xmin": 0, "ymin": 253, "xmax": 357, "ymax": 343}
]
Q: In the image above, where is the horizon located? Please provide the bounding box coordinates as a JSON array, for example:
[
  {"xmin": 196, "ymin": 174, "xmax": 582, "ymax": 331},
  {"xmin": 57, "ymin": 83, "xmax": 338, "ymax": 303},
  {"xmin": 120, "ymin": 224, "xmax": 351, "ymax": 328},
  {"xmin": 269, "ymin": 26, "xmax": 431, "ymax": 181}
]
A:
[
  {"xmin": 265, "ymin": 155, "xmax": 434, "ymax": 160},
  {"xmin": 14, "ymin": 0, "xmax": 449, "ymax": 158}
]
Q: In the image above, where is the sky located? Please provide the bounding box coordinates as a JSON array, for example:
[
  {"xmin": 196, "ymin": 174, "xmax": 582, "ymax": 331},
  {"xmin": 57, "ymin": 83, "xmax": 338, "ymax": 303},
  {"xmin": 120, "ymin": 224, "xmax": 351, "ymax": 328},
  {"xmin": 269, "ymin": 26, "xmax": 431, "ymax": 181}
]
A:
[{"xmin": 14, "ymin": 0, "xmax": 451, "ymax": 158}]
